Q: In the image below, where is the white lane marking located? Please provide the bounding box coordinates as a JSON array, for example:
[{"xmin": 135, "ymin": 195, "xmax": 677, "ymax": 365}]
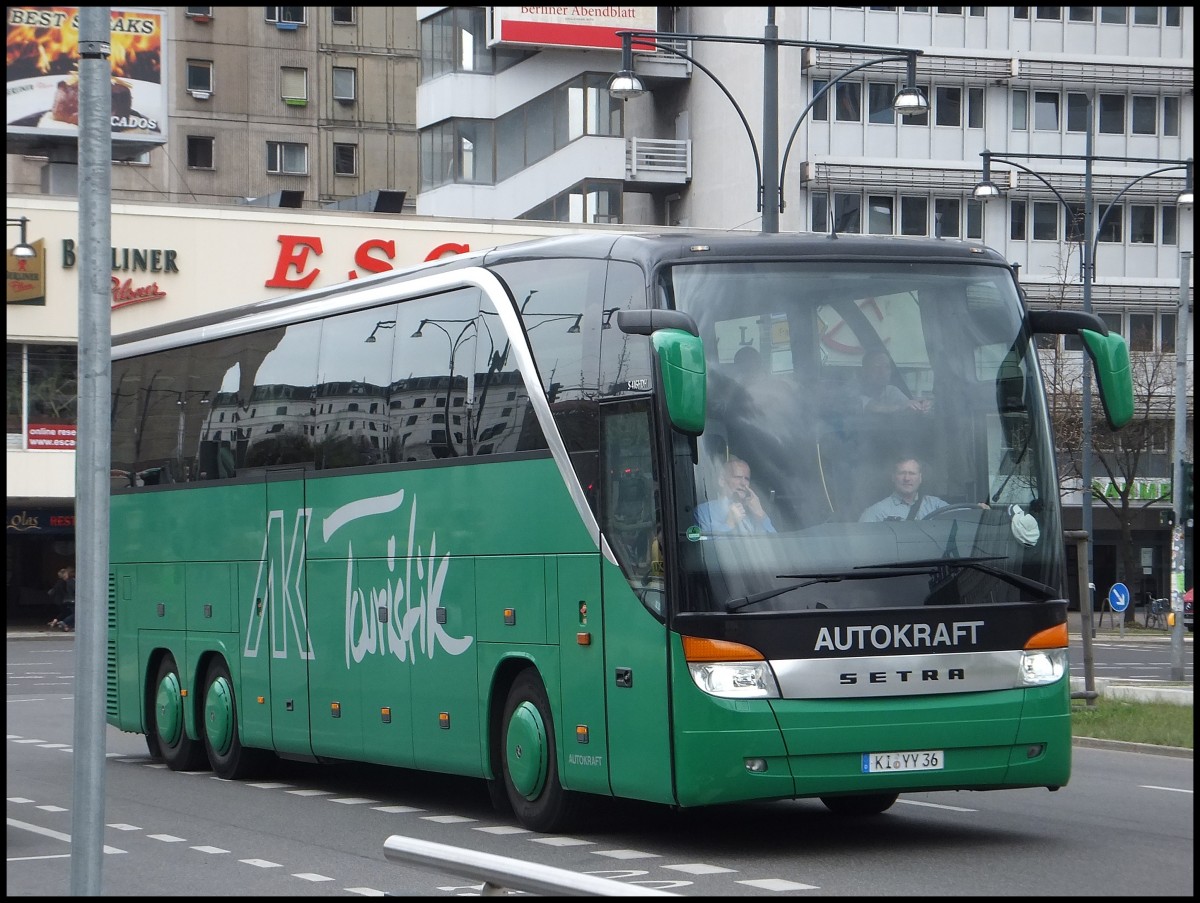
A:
[
  {"xmin": 345, "ymin": 887, "xmax": 387, "ymax": 896},
  {"xmin": 420, "ymin": 814, "xmax": 476, "ymax": 824},
  {"xmin": 241, "ymin": 858, "xmax": 283, "ymax": 868},
  {"xmin": 329, "ymin": 797, "xmax": 379, "ymax": 805},
  {"xmin": 663, "ymin": 863, "xmax": 738, "ymax": 875},
  {"xmin": 373, "ymin": 805, "xmax": 425, "ymax": 814},
  {"xmin": 474, "ymin": 825, "xmax": 531, "ymax": 835},
  {"xmin": 6, "ymin": 818, "xmax": 126, "ymax": 854},
  {"xmin": 36, "ymin": 805, "xmax": 67, "ymax": 812},
  {"xmin": 294, "ymin": 872, "xmax": 335, "ymax": 882},
  {"xmin": 191, "ymin": 845, "xmax": 230, "ymax": 854},
  {"xmin": 1139, "ymin": 785, "xmax": 1192, "ymax": 794},
  {"xmin": 530, "ymin": 836, "xmax": 593, "ymax": 846},
  {"xmin": 285, "ymin": 789, "xmax": 333, "ymax": 796},
  {"xmin": 148, "ymin": 834, "xmax": 188, "ymax": 843},
  {"xmin": 738, "ymin": 877, "xmax": 820, "ymax": 891},
  {"xmin": 896, "ymin": 798, "xmax": 978, "ymax": 812},
  {"xmin": 593, "ymin": 849, "xmax": 660, "ymax": 860}
]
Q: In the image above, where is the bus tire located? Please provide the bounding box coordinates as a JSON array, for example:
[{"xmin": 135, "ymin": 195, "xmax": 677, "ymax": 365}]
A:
[
  {"xmin": 150, "ymin": 653, "xmax": 207, "ymax": 771},
  {"xmin": 496, "ymin": 670, "xmax": 580, "ymax": 833},
  {"xmin": 820, "ymin": 792, "xmax": 899, "ymax": 816},
  {"xmin": 201, "ymin": 658, "xmax": 268, "ymax": 780}
]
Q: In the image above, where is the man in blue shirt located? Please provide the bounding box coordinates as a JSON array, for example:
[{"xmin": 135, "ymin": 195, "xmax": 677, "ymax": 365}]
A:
[
  {"xmin": 859, "ymin": 455, "xmax": 947, "ymax": 521},
  {"xmin": 696, "ymin": 457, "xmax": 776, "ymax": 533}
]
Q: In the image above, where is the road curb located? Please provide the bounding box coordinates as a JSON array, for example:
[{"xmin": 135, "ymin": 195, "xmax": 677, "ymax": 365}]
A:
[{"xmin": 1072, "ymin": 736, "xmax": 1193, "ymax": 758}]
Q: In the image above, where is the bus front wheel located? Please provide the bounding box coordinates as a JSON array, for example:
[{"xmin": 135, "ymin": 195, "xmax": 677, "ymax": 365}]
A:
[
  {"xmin": 495, "ymin": 670, "xmax": 580, "ymax": 833},
  {"xmin": 150, "ymin": 653, "xmax": 207, "ymax": 771},
  {"xmin": 820, "ymin": 792, "xmax": 899, "ymax": 816},
  {"xmin": 201, "ymin": 658, "xmax": 268, "ymax": 780}
]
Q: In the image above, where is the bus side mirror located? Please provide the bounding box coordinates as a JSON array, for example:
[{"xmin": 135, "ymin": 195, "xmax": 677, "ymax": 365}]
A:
[
  {"xmin": 1028, "ymin": 310, "xmax": 1134, "ymax": 430},
  {"xmin": 652, "ymin": 329, "xmax": 706, "ymax": 436},
  {"xmin": 1078, "ymin": 329, "xmax": 1133, "ymax": 430}
]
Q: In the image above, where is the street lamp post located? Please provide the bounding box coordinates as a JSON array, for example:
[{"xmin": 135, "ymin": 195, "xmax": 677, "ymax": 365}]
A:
[
  {"xmin": 973, "ymin": 142, "xmax": 1192, "ymax": 668},
  {"xmin": 608, "ymin": 8, "xmax": 927, "ymax": 233}
]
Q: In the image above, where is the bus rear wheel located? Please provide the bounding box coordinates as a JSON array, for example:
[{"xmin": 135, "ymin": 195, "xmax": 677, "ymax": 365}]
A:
[
  {"xmin": 820, "ymin": 792, "xmax": 899, "ymax": 816},
  {"xmin": 495, "ymin": 670, "xmax": 580, "ymax": 833},
  {"xmin": 201, "ymin": 658, "xmax": 268, "ymax": 780},
  {"xmin": 150, "ymin": 653, "xmax": 207, "ymax": 771}
]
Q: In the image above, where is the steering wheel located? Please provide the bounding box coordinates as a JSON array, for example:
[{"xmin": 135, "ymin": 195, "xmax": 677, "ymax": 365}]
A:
[{"xmin": 922, "ymin": 503, "xmax": 982, "ymax": 520}]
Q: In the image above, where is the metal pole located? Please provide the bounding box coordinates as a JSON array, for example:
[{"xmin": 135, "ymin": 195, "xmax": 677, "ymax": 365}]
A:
[
  {"xmin": 1170, "ymin": 250, "xmax": 1191, "ymax": 680},
  {"xmin": 71, "ymin": 8, "xmax": 113, "ymax": 895},
  {"xmin": 1065, "ymin": 530, "xmax": 1098, "ymax": 705},
  {"xmin": 1080, "ymin": 101, "xmax": 1096, "ymax": 624},
  {"xmin": 761, "ymin": 7, "xmax": 780, "ymax": 233}
]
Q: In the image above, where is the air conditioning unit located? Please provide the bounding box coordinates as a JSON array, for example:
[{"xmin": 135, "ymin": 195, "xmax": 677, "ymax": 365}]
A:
[{"xmin": 188, "ymin": 89, "xmax": 211, "ymax": 101}]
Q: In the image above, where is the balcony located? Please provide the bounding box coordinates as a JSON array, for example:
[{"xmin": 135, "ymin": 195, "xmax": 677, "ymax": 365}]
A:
[{"xmin": 624, "ymin": 137, "xmax": 691, "ymax": 186}]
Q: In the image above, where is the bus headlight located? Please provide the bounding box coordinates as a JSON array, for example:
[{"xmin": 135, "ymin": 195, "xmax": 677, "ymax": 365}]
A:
[
  {"xmin": 688, "ymin": 661, "xmax": 780, "ymax": 698},
  {"xmin": 1019, "ymin": 648, "xmax": 1066, "ymax": 686}
]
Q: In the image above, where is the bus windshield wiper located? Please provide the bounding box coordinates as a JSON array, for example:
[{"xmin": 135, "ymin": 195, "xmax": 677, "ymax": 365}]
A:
[
  {"xmin": 854, "ymin": 556, "xmax": 1058, "ymax": 601},
  {"xmin": 724, "ymin": 569, "xmax": 920, "ymax": 613}
]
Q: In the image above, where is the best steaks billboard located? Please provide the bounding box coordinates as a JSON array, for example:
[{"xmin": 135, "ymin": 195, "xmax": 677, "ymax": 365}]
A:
[{"xmin": 6, "ymin": 6, "xmax": 167, "ymax": 155}]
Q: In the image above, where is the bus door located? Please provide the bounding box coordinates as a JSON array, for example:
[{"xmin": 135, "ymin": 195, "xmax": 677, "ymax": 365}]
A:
[
  {"xmin": 248, "ymin": 467, "xmax": 315, "ymax": 758},
  {"xmin": 598, "ymin": 401, "xmax": 674, "ymax": 803}
]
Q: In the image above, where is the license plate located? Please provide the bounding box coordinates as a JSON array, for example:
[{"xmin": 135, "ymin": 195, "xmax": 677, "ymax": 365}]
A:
[{"xmin": 862, "ymin": 750, "xmax": 944, "ymax": 773}]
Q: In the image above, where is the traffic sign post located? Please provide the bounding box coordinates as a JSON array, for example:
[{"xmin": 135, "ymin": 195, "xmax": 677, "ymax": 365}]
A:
[{"xmin": 1108, "ymin": 582, "xmax": 1130, "ymax": 638}]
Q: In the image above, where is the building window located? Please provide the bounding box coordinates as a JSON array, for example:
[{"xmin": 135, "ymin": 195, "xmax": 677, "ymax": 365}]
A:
[
  {"xmin": 1128, "ymin": 313, "xmax": 1155, "ymax": 352},
  {"xmin": 1132, "ymin": 7, "xmax": 1158, "ymax": 24},
  {"xmin": 1160, "ymin": 314, "xmax": 1176, "ymax": 354},
  {"xmin": 868, "ymin": 196, "xmax": 894, "ymax": 234},
  {"xmin": 835, "ymin": 83, "xmax": 862, "ymax": 122},
  {"xmin": 1009, "ymin": 200, "xmax": 1027, "ymax": 240},
  {"xmin": 966, "ymin": 87, "xmax": 984, "ymax": 128},
  {"xmin": 834, "ymin": 193, "xmax": 861, "ymax": 233},
  {"xmin": 281, "ymin": 67, "xmax": 307, "ymax": 103},
  {"xmin": 934, "ymin": 198, "xmax": 961, "ymax": 238},
  {"xmin": 333, "ymin": 142, "xmax": 357, "ymax": 176},
  {"xmin": 1129, "ymin": 205, "xmax": 1156, "ymax": 244},
  {"xmin": 1032, "ymin": 201, "xmax": 1058, "ymax": 240},
  {"xmin": 1034, "ymin": 7, "xmax": 1062, "ymax": 19},
  {"xmin": 185, "ymin": 6, "xmax": 213, "ymax": 18},
  {"xmin": 900, "ymin": 195, "xmax": 927, "ymax": 235},
  {"xmin": 1097, "ymin": 94, "xmax": 1125, "ymax": 134},
  {"xmin": 1130, "ymin": 96, "xmax": 1157, "ymax": 135},
  {"xmin": 812, "ymin": 79, "xmax": 829, "ymax": 121},
  {"xmin": 1096, "ymin": 204, "xmax": 1123, "ymax": 242},
  {"xmin": 265, "ymin": 7, "xmax": 305, "ymax": 25},
  {"xmin": 419, "ymin": 6, "xmax": 526, "ymax": 81},
  {"xmin": 420, "ymin": 119, "xmax": 494, "ymax": 188},
  {"xmin": 1067, "ymin": 7, "xmax": 1093, "ymax": 21},
  {"xmin": 7, "ymin": 343, "xmax": 77, "ymax": 448},
  {"xmin": 266, "ymin": 141, "xmax": 307, "ymax": 174},
  {"xmin": 1161, "ymin": 206, "xmax": 1178, "ymax": 245},
  {"xmin": 1011, "ymin": 90, "xmax": 1028, "ymax": 131},
  {"xmin": 965, "ymin": 199, "xmax": 983, "ymax": 239},
  {"xmin": 331, "ymin": 7, "xmax": 354, "ymax": 25},
  {"xmin": 186, "ymin": 60, "xmax": 213, "ymax": 94},
  {"xmin": 1033, "ymin": 91, "xmax": 1059, "ymax": 130},
  {"xmin": 867, "ymin": 82, "xmax": 896, "ymax": 124},
  {"xmin": 1099, "ymin": 7, "xmax": 1126, "ymax": 23},
  {"xmin": 333, "ymin": 66, "xmax": 356, "ymax": 102},
  {"xmin": 935, "ymin": 86, "xmax": 961, "ymax": 127},
  {"xmin": 1065, "ymin": 92, "xmax": 1089, "ymax": 132},
  {"xmin": 186, "ymin": 135, "xmax": 214, "ymax": 169},
  {"xmin": 1162, "ymin": 97, "xmax": 1179, "ymax": 136}
]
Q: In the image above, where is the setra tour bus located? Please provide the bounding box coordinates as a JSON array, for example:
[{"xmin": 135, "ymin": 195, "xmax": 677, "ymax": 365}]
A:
[{"xmin": 107, "ymin": 231, "xmax": 1133, "ymax": 830}]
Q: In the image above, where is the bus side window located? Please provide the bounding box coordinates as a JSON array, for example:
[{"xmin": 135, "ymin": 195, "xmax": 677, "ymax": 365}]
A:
[{"xmin": 600, "ymin": 400, "xmax": 662, "ymax": 595}]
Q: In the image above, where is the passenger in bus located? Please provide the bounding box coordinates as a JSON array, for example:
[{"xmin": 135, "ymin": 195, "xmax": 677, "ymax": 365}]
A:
[
  {"xmin": 859, "ymin": 455, "xmax": 948, "ymax": 521},
  {"xmin": 696, "ymin": 457, "xmax": 777, "ymax": 533},
  {"xmin": 858, "ymin": 349, "xmax": 930, "ymax": 413}
]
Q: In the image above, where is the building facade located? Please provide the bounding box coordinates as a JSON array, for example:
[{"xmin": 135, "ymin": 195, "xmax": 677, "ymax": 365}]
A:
[{"xmin": 6, "ymin": 6, "xmax": 1193, "ymax": 619}]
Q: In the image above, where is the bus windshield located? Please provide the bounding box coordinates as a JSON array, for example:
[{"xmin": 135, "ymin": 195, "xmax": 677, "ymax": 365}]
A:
[{"xmin": 669, "ymin": 258, "xmax": 1062, "ymax": 615}]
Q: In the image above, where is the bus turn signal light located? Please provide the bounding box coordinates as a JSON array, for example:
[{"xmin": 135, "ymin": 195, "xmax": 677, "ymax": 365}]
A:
[
  {"xmin": 682, "ymin": 635, "xmax": 765, "ymax": 662},
  {"xmin": 1024, "ymin": 622, "xmax": 1068, "ymax": 649}
]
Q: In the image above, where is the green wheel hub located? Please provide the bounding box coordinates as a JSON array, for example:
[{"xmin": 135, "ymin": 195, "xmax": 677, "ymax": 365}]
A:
[
  {"xmin": 204, "ymin": 675, "xmax": 234, "ymax": 756},
  {"xmin": 505, "ymin": 700, "xmax": 548, "ymax": 800},
  {"xmin": 155, "ymin": 670, "xmax": 183, "ymax": 746}
]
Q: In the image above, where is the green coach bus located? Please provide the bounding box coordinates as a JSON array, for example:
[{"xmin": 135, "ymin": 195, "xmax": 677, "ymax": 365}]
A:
[{"xmin": 107, "ymin": 231, "xmax": 1132, "ymax": 831}]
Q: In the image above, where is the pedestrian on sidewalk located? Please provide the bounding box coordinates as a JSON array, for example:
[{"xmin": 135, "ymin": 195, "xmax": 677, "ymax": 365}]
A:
[{"xmin": 46, "ymin": 566, "xmax": 76, "ymax": 631}]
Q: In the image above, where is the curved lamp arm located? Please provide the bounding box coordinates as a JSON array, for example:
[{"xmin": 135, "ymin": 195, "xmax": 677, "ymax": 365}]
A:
[
  {"xmin": 778, "ymin": 54, "xmax": 908, "ymax": 207},
  {"xmin": 623, "ymin": 35, "xmax": 763, "ymax": 213},
  {"xmin": 1089, "ymin": 163, "xmax": 1189, "ymax": 262}
]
